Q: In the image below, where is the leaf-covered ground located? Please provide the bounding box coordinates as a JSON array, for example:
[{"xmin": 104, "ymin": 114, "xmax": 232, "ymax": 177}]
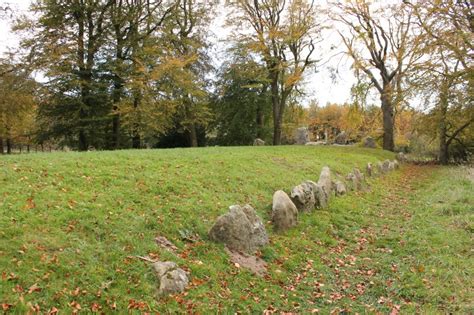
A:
[{"xmin": 0, "ymin": 146, "xmax": 472, "ymax": 313}]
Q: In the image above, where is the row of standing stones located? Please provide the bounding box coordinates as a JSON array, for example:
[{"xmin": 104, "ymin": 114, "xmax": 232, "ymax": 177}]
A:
[{"xmin": 153, "ymin": 152, "xmax": 408, "ymax": 296}]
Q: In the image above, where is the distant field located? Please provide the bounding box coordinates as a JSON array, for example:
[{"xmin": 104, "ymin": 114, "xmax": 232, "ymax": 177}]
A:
[{"xmin": 0, "ymin": 146, "xmax": 472, "ymax": 313}]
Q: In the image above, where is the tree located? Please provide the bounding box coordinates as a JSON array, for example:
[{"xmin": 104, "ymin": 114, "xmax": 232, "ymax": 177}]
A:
[
  {"xmin": 164, "ymin": 0, "xmax": 215, "ymax": 147},
  {"xmin": 230, "ymin": 0, "xmax": 320, "ymax": 145},
  {"xmin": 212, "ymin": 47, "xmax": 272, "ymax": 145},
  {"xmin": 20, "ymin": 0, "xmax": 115, "ymax": 150},
  {"xmin": 334, "ymin": 1, "xmax": 419, "ymax": 151},
  {"xmin": 409, "ymin": 0, "xmax": 473, "ymax": 164},
  {"xmin": 0, "ymin": 60, "xmax": 37, "ymax": 154},
  {"xmin": 108, "ymin": 0, "xmax": 175, "ymax": 149}
]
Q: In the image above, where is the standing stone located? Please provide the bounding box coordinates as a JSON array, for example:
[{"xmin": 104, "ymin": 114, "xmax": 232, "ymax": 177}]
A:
[
  {"xmin": 393, "ymin": 160, "xmax": 400, "ymax": 169},
  {"xmin": 333, "ymin": 180, "xmax": 347, "ymax": 196},
  {"xmin": 377, "ymin": 161, "xmax": 385, "ymax": 174},
  {"xmin": 272, "ymin": 190, "xmax": 298, "ymax": 231},
  {"xmin": 366, "ymin": 163, "xmax": 373, "ymax": 177},
  {"xmin": 305, "ymin": 180, "xmax": 328, "ymax": 209},
  {"xmin": 335, "ymin": 131, "xmax": 347, "ymax": 145},
  {"xmin": 305, "ymin": 180, "xmax": 328, "ymax": 208},
  {"xmin": 318, "ymin": 166, "xmax": 333, "ymax": 199},
  {"xmin": 209, "ymin": 204, "xmax": 268, "ymax": 253},
  {"xmin": 295, "ymin": 127, "xmax": 310, "ymax": 145},
  {"xmin": 388, "ymin": 161, "xmax": 396, "ymax": 171},
  {"xmin": 363, "ymin": 136, "xmax": 376, "ymax": 148},
  {"xmin": 345, "ymin": 173, "xmax": 358, "ymax": 191},
  {"xmin": 396, "ymin": 152, "xmax": 407, "ymax": 163},
  {"xmin": 153, "ymin": 261, "xmax": 189, "ymax": 295},
  {"xmin": 253, "ymin": 138, "xmax": 265, "ymax": 146},
  {"xmin": 290, "ymin": 182, "xmax": 316, "ymax": 212},
  {"xmin": 382, "ymin": 160, "xmax": 391, "ymax": 173},
  {"xmin": 353, "ymin": 168, "xmax": 364, "ymax": 183}
]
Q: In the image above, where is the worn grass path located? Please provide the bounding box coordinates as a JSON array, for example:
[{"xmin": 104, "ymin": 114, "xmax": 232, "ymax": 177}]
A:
[
  {"xmin": 0, "ymin": 148, "xmax": 472, "ymax": 313},
  {"xmin": 309, "ymin": 164, "xmax": 473, "ymax": 314}
]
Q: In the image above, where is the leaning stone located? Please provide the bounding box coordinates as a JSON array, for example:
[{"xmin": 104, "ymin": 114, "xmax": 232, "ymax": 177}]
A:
[
  {"xmin": 209, "ymin": 204, "xmax": 268, "ymax": 253},
  {"xmin": 295, "ymin": 127, "xmax": 310, "ymax": 145},
  {"xmin": 366, "ymin": 163, "xmax": 373, "ymax": 177},
  {"xmin": 318, "ymin": 166, "xmax": 333, "ymax": 199},
  {"xmin": 272, "ymin": 190, "xmax": 298, "ymax": 231},
  {"xmin": 153, "ymin": 261, "xmax": 189, "ymax": 295},
  {"xmin": 290, "ymin": 182, "xmax": 316, "ymax": 212},
  {"xmin": 305, "ymin": 180, "xmax": 328, "ymax": 209},
  {"xmin": 253, "ymin": 138, "xmax": 265, "ymax": 146},
  {"xmin": 333, "ymin": 180, "xmax": 347, "ymax": 196}
]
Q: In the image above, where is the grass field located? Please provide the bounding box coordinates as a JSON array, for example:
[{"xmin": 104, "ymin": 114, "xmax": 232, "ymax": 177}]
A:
[{"xmin": 0, "ymin": 146, "xmax": 472, "ymax": 313}]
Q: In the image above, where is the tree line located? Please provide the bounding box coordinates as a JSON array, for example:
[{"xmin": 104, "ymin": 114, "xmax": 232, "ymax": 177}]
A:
[{"xmin": 0, "ymin": 0, "xmax": 472, "ymax": 164}]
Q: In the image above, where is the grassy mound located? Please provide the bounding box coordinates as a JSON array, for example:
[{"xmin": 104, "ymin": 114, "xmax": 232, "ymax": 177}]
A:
[{"xmin": 1, "ymin": 146, "xmax": 471, "ymax": 313}]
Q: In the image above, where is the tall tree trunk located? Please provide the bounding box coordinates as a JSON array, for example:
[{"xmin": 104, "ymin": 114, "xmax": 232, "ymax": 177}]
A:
[
  {"xmin": 132, "ymin": 93, "xmax": 141, "ymax": 149},
  {"xmin": 438, "ymin": 82, "xmax": 449, "ymax": 165},
  {"xmin": 132, "ymin": 134, "xmax": 141, "ymax": 149},
  {"xmin": 381, "ymin": 86, "xmax": 395, "ymax": 151},
  {"xmin": 272, "ymin": 104, "xmax": 282, "ymax": 145},
  {"xmin": 256, "ymin": 104, "xmax": 264, "ymax": 139},
  {"xmin": 6, "ymin": 138, "xmax": 12, "ymax": 154},
  {"xmin": 271, "ymin": 77, "xmax": 282, "ymax": 145},
  {"xmin": 189, "ymin": 123, "xmax": 198, "ymax": 147},
  {"xmin": 79, "ymin": 130, "xmax": 88, "ymax": 151},
  {"xmin": 0, "ymin": 137, "xmax": 3, "ymax": 154}
]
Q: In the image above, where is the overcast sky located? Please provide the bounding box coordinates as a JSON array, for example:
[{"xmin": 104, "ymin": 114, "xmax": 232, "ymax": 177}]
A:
[{"xmin": 0, "ymin": 0, "xmax": 356, "ymax": 106}]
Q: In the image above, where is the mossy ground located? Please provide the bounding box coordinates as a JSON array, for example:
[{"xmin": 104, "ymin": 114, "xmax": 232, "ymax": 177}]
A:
[{"xmin": 0, "ymin": 146, "xmax": 472, "ymax": 313}]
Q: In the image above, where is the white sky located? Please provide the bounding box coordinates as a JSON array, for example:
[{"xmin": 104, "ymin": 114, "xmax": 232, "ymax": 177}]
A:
[{"xmin": 0, "ymin": 0, "xmax": 355, "ymax": 106}]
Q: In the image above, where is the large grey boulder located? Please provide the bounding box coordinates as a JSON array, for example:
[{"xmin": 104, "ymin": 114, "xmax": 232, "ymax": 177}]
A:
[
  {"xmin": 295, "ymin": 127, "xmax": 310, "ymax": 145},
  {"xmin": 272, "ymin": 190, "xmax": 298, "ymax": 231},
  {"xmin": 318, "ymin": 166, "xmax": 333, "ymax": 199},
  {"xmin": 305, "ymin": 180, "xmax": 328, "ymax": 209},
  {"xmin": 253, "ymin": 138, "xmax": 265, "ymax": 146},
  {"xmin": 209, "ymin": 204, "xmax": 268, "ymax": 253},
  {"xmin": 333, "ymin": 180, "xmax": 347, "ymax": 196},
  {"xmin": 290, "ymin": 182, "xmax": 316, "ymax": 212},
  {"xmin": 153, "ymin": 261, "xmax": 189, "ymax": 295},
  {"xmin": 335, "ymin": 131, "xmax": 347, "ymax": 145},
  {"xmin": 363, "ymin": 136, "xmax": 376, "ymax": 148}
]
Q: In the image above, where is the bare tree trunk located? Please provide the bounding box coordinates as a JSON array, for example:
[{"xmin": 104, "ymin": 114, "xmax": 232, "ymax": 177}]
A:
[
  {"xmin": 438, "ymin": 84, "xmax": 449, "ymax": 165},
  {"xmin": 6, "ymin": 138, "xmax": 12, "ymax": 154},
  {"xmin": 189, "ymin": 123, "xmax": 198, "ymax": 147},
  {"xmin": 381, "ymin": 88, "xmax": 395, "ymax": 151},
  {"xmin": 0, "ymin": 137, "xmax": 3, "ymax": 154},
  {"xmin": 270, "ymin": 72, "xmax": 282, "ymax": 145},
  {"xmin": 256, "ymin": 105, "xmax": 264, "ymax": 139},
  {"xmin": 272, "ymin": 108, "xmax": 282, "ymax": 145}
]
